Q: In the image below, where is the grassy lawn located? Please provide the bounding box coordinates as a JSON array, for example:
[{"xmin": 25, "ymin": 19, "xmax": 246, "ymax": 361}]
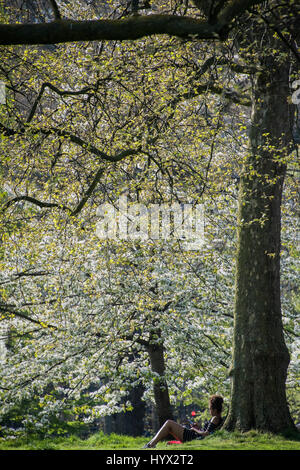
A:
[{"xmin": 0, "ymin": 430, "xmax": 299, "ymax": 451}]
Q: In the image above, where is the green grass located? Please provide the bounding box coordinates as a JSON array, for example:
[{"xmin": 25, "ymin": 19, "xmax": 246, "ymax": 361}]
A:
[{"xmin": 0, "ymin": 430, "xmax": 299, "ymax": 450}]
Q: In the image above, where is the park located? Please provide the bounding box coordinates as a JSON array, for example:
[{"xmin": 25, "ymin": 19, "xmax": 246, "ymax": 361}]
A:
[{"xmin": 0, "ymin": 0, "xmax": 299, "ymax": 452}]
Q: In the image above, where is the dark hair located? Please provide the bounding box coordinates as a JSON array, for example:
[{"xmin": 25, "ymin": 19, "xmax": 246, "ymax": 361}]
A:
[{"xmin": 209, "ymin": 395, "xmax": 223, "ymax": 413}]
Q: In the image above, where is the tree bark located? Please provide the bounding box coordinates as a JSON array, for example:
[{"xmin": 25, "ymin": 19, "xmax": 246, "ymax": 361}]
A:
[
  {"xmin": 147, "ymin": 330, "xmax": 173, "ymax": 427},
  {"xmin": 224, "ymin": 60, "xmax": 296, "ymax": 433}
]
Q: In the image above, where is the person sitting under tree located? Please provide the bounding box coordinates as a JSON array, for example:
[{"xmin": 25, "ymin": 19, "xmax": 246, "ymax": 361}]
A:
[{"xmin": 143, "ymin": 394, "xmax": 224, "ymax": 448}]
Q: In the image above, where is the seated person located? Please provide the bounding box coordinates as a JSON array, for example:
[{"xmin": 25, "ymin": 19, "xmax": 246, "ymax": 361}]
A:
[{"xmin": 144, "ymin": 394, "xmax": 223, "ymax": 448}]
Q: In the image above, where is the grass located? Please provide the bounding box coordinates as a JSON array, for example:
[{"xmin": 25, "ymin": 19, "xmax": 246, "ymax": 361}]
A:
[{"xmin": 0, "ymin": 429, "xmax": 299, "ymax": 451}]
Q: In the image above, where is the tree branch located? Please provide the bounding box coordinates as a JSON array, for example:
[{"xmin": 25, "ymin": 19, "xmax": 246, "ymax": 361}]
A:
[
  {"xmin": 71, "ymin": 166, "xmax": 105, "ymax": 216},
  {"xmin": 27, "ymin": 76, "xmax": 112, "ymax": 124},
  {"xmin": 0, "ymin": 195, "xmax": 72, "ymax": 213},
  {"xmin": 217, "ymin": 0, "xmax": 263, "ymax": 29},
  {"xmin": 171, "ymin": 80, "xmax": 251, "ymax": 107},
  {"xmin": 0, "ymin": 122, "xmax": 142, "ymax": 163},
  {"xmin": 0, "ymin": 2, "xmax": 266, "ymax": 46},
  {"xmin": 0, "ymin": 305, "xmax": 57, "ymax": 330},
  {"xmin": 0, "ymin": 15, "xmax": 223, "ymax": 45},
  {"xmin": 48, "ymin": 0, "xmax": 62, "ymax": 21}
]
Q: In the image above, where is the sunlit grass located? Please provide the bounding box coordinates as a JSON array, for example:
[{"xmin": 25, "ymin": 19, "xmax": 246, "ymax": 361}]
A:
[{"xmin": 0, "ymin": 430, "xmax": 299, "ymax": 450}]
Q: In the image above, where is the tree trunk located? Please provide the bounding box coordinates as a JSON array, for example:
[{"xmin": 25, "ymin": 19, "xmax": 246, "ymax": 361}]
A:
[
  {"xmin": 121, "ymin": 383, "xmax": 146, "ymax": 436},
  {"xmin": 147, "ymin": 330, "xmax": 173, "ymax": 427},
  {"xmin": 108, "ymin": 383, "xmax": 146, "ymax": 436},
  {"xmin": 225, "ymin": 61, "xmax": 296, "ymax": 432}
]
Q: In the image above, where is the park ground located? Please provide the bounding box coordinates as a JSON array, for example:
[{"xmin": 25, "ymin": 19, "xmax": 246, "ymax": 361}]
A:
[{"xmin": 0, "ymin": 429, "xmax": 299, "ymax": 450}]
